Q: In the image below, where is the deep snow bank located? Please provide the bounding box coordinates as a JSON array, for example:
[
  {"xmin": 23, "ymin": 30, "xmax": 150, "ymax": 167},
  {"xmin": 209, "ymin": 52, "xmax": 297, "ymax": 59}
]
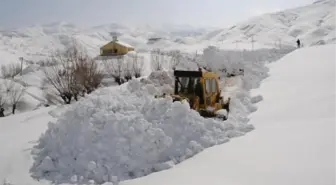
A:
[
  {"xmin": 138, "ymin": 70, "xmax": 174, "ymax": 96},
  {"xmin": 30, "ymin": 78, "xmax": 254, "ymax": 184}
]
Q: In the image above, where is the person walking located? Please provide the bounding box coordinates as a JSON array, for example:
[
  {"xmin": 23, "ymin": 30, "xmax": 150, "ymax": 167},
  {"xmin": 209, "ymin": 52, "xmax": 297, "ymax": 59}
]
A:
[
  {"xmin": 0, "ymin": 107, "xmax": 4, "ymax": 117},
  {"xmin": 296, "ymin": 39, "xmax": 301, "ymax": 48}
]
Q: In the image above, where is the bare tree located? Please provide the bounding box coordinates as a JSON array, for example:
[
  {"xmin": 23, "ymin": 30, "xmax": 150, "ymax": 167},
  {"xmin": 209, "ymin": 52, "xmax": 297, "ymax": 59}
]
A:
[
  {"xmin": 43, "ymin": 40, "xmax": 103, "ymax": 104},
  {"xmin": 4, "ymin": 80, "xmax": 25, "ymax": 114},
  {"xmin": 0, "ymin": 96, "xmax": 5, "ymax": 115},
  {"xmin": 0, "ymin": 93, "xmax": 5, "ymax": 117},
  {"xmin": 123, "ymin": 58, "xmax": 133, "ymax": 81},
  {"xmin": 73, "ymin": 56, "xmax": 103, "ymax": 95},
  {"xmin": 1, "ymin": 63, "xmax": 21, "ymax": 79},
  {"xmin": 0, "ymin": 82, "xmax": 7, "ymax": 117},
  {"xmin": 42, "ymin": 44, "xmax": 81, "ymax": 104},
  {"xmin": 151, "ymin": 49, "xmax": 164, "ymax": 71},
  {"xmin": 169, "ymin": 50, "xmax": 181, "ymax": 70},
  {"xmin": 103, "ymin": 57, "xmax": 125, "ymax": 85},
  {"xmin": 132, "ymin": 54, "xmax": 144, "ymax": 78},
  {"xmin": 42, "ymin": 55, "xmax": 75, "ymax": 104}
]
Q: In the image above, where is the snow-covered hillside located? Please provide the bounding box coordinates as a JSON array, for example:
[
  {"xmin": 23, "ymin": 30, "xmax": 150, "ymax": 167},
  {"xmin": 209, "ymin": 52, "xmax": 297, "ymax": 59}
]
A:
[
  {"xmin": 0, "ymin": 0, "xmax": 336, "ymax": 66},
  {"xmin": 0, "ymin": 22, "xmax": 215, "ymax": 66},
  {"xmin": 0, "ymin": 0, "xmax": 334, "ymax": 66},
  {"xmin": 121, "ymin": 44, "xmax": 336, "ymax": 185},
  {"xmin": 207, "ymin": 0, "xmax": 336, "ymax": 48}
]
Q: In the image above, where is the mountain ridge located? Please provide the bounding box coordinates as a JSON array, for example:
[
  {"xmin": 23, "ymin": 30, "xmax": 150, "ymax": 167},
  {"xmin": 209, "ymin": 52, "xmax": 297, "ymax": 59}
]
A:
[
  {"xmin": 0, "ymin": 0, "xmax": 334, "ymax": 64},
  {"xmin": 208, "ymin": 0, "xmax": 335, "ymax": 47}
]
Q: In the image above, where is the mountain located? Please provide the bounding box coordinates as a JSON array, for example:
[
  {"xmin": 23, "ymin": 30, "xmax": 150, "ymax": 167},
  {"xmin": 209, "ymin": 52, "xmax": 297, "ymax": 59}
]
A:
[
  {"xmin": 0, "ymin": 22, "xmax": 217, "ymax": 65},
  {"xmin": 0, "ymin": 0, "xmax": 335, "ymax": 65},
  {"xmin": 207, "ymin": 0, "xmax": 336, "ymax": 47}
]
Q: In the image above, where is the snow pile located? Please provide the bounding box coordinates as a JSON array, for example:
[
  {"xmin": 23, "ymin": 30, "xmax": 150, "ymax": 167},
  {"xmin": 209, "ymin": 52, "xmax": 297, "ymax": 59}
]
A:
[
  {"xmin": 137, "ymin": 71, "xmax": 174, "ymax": 96},
  {"xmin": 30, "ymin": 79, "xmax": 253, "ymax": 184},
  {"xmin": 146, "ymin": 71, "xmax": 174, "ymax": 86}
]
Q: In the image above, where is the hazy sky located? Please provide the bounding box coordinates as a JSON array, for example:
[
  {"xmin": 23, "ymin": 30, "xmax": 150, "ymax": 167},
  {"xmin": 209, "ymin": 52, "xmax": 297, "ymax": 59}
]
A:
[{"xmin": 0, "ymin": 0, "xmax": 314, "ymax": 29}]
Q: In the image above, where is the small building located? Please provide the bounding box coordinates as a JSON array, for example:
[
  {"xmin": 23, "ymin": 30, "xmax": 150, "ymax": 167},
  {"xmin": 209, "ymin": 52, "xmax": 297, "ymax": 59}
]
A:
[
  {"xmin": 147, "ymin": 37, "xmax": 162, "ymax": 44},
  {"xmin": 100, "ymin": 36, "xmax": 135, "ymax": 56}
]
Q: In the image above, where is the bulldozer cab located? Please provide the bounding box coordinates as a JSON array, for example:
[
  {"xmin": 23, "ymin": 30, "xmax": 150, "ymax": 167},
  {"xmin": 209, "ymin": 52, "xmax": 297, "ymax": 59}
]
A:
[
  {"xmin": 174, "ymin": 75, "xmax": 203, "ymax": 103},
  {"xmin": 173, "ymin": 70, "xmax": 222, "ymax": 110}
]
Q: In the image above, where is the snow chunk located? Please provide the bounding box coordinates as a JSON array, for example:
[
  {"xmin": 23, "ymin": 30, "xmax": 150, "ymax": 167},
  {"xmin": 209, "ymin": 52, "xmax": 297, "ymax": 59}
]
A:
[
  {"xmin": 147, "ymin": 70, "xmax": 174, "ymax": 86},
  {"xmin": 136, "ymin": 70, "xmax": 174, "ymax": 96},
  {"xmin": 30, "ymin": 79, "xmax": 252, "ymax": 184},
  {"xmin": 215, "ymin": 109, "xmax": 228, "ymax": 117}
]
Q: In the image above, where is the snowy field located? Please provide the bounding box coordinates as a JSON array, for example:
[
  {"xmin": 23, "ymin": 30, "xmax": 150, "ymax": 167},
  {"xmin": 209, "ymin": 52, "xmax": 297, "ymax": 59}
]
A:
[
  {"xmin": 121, "ymin": 44, "xmax": 336, "ymax": 185},
  {"xmin": 0, "ymin": 44, "xmax": 295, "ymax": 184}
]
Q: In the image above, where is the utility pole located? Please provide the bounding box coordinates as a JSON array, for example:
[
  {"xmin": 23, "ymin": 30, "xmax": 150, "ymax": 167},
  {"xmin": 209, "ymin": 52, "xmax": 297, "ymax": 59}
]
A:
[
  {"xmin": 250, "ymin": 35, "xmax": 256, "ymax": 51},
  {"xmin": 19, "ymin": 57, "xmax": 23, "ymax": 76},
  {"xmin": 233, "ymin": 40, "xmax": 241, "ymax": 49}
]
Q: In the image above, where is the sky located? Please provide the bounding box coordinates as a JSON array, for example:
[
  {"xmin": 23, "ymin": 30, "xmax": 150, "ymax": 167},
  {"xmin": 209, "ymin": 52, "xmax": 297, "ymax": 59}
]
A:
[{"xmin": 0, "ymin": 0, "xmax": 315, "ymax": 29}]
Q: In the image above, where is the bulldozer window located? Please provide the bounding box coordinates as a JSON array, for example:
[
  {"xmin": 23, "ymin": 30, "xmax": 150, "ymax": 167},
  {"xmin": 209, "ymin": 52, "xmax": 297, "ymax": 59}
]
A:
[
  {"xmin": 176, "ymin": 77, "xmax": 198, "ymax": 94},
  {"xmin": 211, "ymin": 78, "xmax": 217, "ymax": 93},
  {"xmin": 205, "ymin": 79, "xmax": 211, "ymax": 94}
]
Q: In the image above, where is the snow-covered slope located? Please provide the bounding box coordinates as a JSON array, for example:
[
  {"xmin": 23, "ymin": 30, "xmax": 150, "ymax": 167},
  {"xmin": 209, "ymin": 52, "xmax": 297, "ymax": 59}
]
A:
[
  {"xmin": 208, "ymin": 0, "xmax": 336, "ymax": 48},
  {"xmin": 0, "ymin": 1, "xmax": 334, "ymax": 66},
  {"xmin": 122, "ymin": 44, "xmax": 336, "ymax": 185},
  {"xmin": 0, "ymin": 23, "xmax": 215, "ymax": 65}
]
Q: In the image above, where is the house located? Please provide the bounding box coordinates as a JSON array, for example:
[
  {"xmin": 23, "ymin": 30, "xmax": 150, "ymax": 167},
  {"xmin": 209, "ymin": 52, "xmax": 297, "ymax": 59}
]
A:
[{"xmin": 100, "ymin": 36, "xmax": 135, "ymax": 56}]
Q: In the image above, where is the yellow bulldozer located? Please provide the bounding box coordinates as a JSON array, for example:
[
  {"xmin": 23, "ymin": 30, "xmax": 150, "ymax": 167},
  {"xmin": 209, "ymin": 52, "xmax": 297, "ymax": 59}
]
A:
[{"xmin": 157, "ymin": 68, "xmax": 230, "ymax": 120}]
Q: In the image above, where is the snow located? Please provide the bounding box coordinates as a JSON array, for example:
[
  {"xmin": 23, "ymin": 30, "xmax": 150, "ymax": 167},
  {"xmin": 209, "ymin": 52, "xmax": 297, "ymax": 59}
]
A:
[
  {"xmin": 0, "ymin": 1, "xmax": 334, "ymax": 184},
  {"xmin": 115, "ymin": 41, "xmax": 134, "ymax": 49},
  {"xmin": 215, "ymin": 109, "xmax": 228, "ymax": 117},
  {"xmin": 0, "ymin": 107, "xmax": 56, "ymax": 183},
  {"xmin": 25, "ymin": 43, "xmax": 295, "ymax": 184},
  {"xmin": 208, "ymin": 0, "xmax": 335, "ymax": 47},
  {"xmin": 0, "ymin": 1, "xmax": 333, "ymax": 67},
  {"xmin": 0, "ymin": 1, "xmax": 332, "ymax": 115},
  {"xmin": 29, "ymin": 75, "xmax": 255, "ymax": 184},
  {"xmin": 0, "ymin": 45, "xmax": 297, "ymax": 185},
  {"xmin": 121, "ymin": 44, "xmax": 335, "ymax": 185}
]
